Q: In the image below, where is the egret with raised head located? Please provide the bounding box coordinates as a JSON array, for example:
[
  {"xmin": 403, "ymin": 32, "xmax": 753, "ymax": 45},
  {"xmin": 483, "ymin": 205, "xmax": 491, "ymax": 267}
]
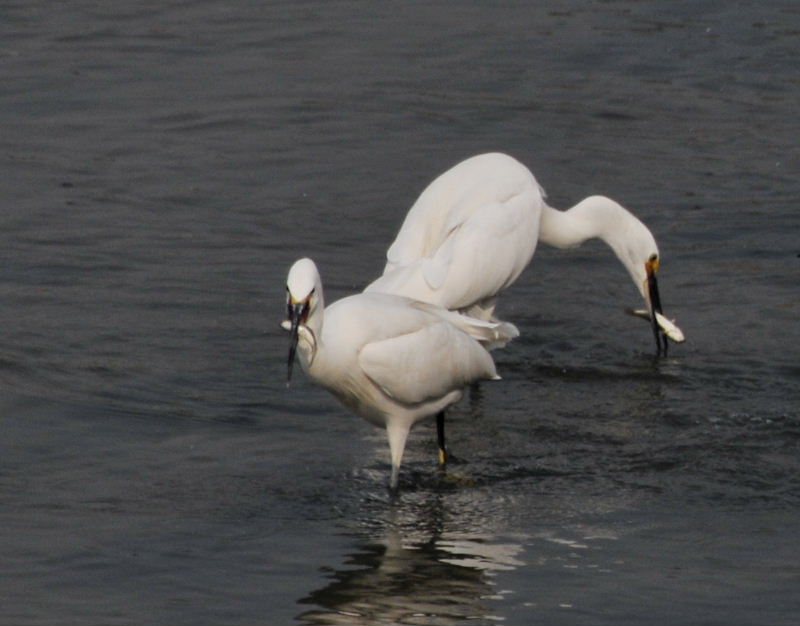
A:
[{"xmin": 283, "ymin": 257, "xmax": 517, "ymax": 489}]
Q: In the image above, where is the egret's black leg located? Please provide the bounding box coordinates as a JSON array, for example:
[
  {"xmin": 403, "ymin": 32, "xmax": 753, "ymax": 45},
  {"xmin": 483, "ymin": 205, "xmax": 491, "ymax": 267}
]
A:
[{"xmin": 436, "ymin": 411, "xmax": 447, "ymax": 467}]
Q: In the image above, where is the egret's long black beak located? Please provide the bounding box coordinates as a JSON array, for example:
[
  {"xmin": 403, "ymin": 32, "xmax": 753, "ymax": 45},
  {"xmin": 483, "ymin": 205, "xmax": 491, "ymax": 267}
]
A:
[
  {"xmin": 645, "ymin": 258, "xmax": 668, "ymax": 356},
  {"xmin": 286, "ymin": 300, "xmax": 309, "ymax": 383}
]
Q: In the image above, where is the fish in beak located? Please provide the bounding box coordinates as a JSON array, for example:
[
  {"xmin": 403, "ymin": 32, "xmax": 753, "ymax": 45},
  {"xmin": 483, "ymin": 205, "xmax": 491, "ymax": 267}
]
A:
[
  {"xmin": 632, "ymin": 255, "xmax": 684, "ymax": 356},
  {"xmin": 284, "ymin": 296, "xmax": 311, "ymax": 384}
]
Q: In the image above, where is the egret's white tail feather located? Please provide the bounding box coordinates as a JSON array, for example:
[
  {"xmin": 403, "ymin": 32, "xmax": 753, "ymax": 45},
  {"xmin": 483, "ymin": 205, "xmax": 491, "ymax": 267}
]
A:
[{"xmin": 410, "ymin": 301, "xmax": 519, "ymax": 350}]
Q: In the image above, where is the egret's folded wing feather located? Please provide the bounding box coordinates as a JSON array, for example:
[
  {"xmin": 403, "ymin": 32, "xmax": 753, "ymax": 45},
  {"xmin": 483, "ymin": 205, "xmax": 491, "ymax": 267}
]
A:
[
  {"xmin": 358, "ymin": 321, "xmax": 497, "ymax": 405},
  {"xmin": 420, "ymin": 237, "xmax": 453, "ymax": 289},
  {"xmin": 368, "ymin": 194, "xmax": 537, "ymax": 312},
  {"xmin": 425, "ymin": 196, "xmax": 537, "ymax": 306}
]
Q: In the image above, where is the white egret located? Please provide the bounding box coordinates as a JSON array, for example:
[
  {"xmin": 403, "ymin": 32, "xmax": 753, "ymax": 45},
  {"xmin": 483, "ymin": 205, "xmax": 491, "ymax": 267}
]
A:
[
  {"xmin": 282, "ymin": 257, "xmax": 517, "ymax": 489},
  {"xmin": 365, "ymin": 152, "xmax": 684, "ymax": 354}
]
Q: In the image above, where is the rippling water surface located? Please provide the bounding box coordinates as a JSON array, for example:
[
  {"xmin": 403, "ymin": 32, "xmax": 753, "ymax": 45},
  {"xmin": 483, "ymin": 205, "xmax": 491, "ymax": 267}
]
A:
[{"xmin": 1, "ymin": 2, "xmax": 798, "ymax": 624}]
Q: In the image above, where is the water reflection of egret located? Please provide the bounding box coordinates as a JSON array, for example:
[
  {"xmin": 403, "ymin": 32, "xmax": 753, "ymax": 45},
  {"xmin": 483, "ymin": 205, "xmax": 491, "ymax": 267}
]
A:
[
  {"xmin": 296, "ymin": 493, "xmax": 524, "ymax": 625},
  {"xmin": 296, "ymin": 531, "xmax": 524, "ymax": 625}
]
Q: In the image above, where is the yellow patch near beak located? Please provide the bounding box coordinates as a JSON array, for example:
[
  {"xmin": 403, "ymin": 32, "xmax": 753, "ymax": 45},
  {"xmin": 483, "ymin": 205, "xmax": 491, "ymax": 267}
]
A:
[{"xmin": 645, "ymin": 256, "xmax": 660, "ymax": 276}]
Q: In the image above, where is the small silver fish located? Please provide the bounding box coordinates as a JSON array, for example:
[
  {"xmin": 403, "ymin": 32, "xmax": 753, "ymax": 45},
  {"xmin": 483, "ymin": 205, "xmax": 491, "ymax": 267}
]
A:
[
  {"xmin": 654, "ymin": 311, "xmax": 685, "ymax": 343},
  {"xmin": 626, "ymin": 309, "xmax": 685, "ymax": 343}
]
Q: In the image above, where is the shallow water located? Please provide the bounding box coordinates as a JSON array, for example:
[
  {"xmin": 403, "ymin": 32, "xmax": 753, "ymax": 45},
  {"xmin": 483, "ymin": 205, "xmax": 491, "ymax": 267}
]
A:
[{"xmin": 1, "ymin": 1, "xmax": 799, "ymax": 624}]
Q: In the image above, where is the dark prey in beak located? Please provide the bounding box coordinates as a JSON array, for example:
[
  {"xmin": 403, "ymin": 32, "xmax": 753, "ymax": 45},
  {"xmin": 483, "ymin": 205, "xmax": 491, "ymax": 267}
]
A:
[{"xmin": 287, "ymin": 300, "xmax": 308, "ymax": 384}]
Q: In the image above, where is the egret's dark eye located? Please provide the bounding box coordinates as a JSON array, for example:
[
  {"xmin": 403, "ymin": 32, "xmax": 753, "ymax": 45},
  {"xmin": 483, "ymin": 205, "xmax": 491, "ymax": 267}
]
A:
[{"xmin": 648, "ymin": 253, "xmax": 658, "ymax": 263}]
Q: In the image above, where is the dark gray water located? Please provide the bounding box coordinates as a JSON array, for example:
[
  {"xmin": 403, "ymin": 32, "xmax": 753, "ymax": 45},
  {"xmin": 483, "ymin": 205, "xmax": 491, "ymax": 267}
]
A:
[{"xmin": 1, "ymin": 1, "xmax": 798, "ymax": 624}]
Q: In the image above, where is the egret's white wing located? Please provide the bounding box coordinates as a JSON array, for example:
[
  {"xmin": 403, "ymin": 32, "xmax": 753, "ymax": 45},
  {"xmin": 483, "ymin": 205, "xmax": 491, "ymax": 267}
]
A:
[
  {"xmin": 358, "ymin": 321, "xmax": 498, "ymax": 405},
  {"xmin": 417, "ymin": 182, "xmax": 525, "ymax": 290},
  {"xmin": 420, "ymin": 236, "xmax": 453, "ymax": 290},
  {"xmin": 384, "ymin": 182, "xmax": 454, "ymax": 273},
  {"xmin": 385, "ymin": 153, "xmax": 540, "ymax": 274},
  {"xmin": 368, "ymin": 189, "xmax": 539, "ymax": 311}
]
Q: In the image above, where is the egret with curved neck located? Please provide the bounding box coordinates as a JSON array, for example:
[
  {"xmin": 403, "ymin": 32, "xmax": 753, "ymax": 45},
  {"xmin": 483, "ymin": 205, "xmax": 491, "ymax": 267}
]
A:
[{"xmin": 365, "ymin": 152, "xmax": 683, "ymax": 354}]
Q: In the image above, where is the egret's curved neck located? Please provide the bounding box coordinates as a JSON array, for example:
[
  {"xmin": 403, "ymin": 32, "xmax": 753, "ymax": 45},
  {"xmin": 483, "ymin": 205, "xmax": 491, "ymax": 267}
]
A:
[
  {"xmin": 539, "ymin": 196, "xmax": 623, "ymax": 248},
  {"xmin": 539, "ymin": 196, "xmax": 658, "ymax": 298}
]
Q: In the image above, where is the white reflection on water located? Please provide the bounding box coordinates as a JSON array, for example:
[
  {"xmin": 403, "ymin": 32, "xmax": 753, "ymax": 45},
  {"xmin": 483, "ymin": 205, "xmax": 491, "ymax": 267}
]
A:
[
  {"xmin": 296, "ymin": 494, "xmax": 526, "ymax": 625},
  {"xmin": 296, "ymin": 532, "xmax": 523, "ymax": 624}
]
